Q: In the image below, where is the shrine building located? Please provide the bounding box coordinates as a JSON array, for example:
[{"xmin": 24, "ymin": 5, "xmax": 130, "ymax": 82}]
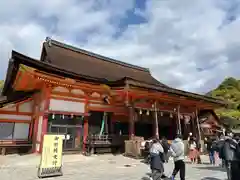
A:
[{"xmin": 0, "ymin": 37, "xmax": 225, "ymax": 154}]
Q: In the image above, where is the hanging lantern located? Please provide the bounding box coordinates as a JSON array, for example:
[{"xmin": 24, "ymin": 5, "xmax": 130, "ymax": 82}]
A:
[
  {"xmin": 139, "ymin": 109, "xmax": 142, "ymax": 115},
  {"xmin": 170, "ymin": 113, "xmax": 173, "ymax": 118},
  {"xmin": 52, "ymin": 114, "xmax": 55, "ymax": 119},
  {"xmin": 160, "ymin": 112, "xmax": 163, "ymax": 116},
  {"xmin": 71, "ymin": 114, "xmax": 74, "ymax": 118},
  {"xmin": 146, "ymin": 110, "xmax": 150, "ymax": 116},
  {"xmin": 62, "ymin": 114, "xmax": 65, "ymax": 119}
]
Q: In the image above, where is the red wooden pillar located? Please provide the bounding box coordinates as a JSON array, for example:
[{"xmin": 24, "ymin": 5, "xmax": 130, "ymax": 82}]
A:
[
  {"xmin": 82, "ymin": 96, "xmax": 89, "ymax": 151},
  {"xmin": 39, "ymin": 86, "xmax": 51, "ymax": 153},
  {"xmin": 129, "ymin": 106, "xmax": 135, "ymax": 138},
  {"xmin": 153, "ymin": 101, "xmax": 159, "ymax": 139},
  {"xmin": 82, "ymin": 117, "xmax": 89, "ymax": 151},
  {"xmin": 191, "ymin": 112, "xmax": 197, "ymax": 137}
]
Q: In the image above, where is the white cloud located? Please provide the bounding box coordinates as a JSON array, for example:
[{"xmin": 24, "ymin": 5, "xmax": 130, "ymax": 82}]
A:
[{"xmin": 0, "ymin": 0, "xmax": 240, "ymax": 94}]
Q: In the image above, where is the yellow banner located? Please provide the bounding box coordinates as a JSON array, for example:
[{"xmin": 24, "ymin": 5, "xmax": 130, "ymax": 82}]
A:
[{"xmin": 38, "ymin": 134, "xmax": 63, "ymax": 178}]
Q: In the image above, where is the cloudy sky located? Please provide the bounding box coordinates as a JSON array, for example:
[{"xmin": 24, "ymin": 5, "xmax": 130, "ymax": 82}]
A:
[{"xmin": 0, "ymin": 0, "xmax": 240, "ymax": 94}]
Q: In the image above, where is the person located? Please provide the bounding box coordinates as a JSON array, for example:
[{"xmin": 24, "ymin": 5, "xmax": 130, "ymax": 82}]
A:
[
  {"xmin": 149, "ymin": 138, "xmax": 164, "ymax": 180},
  {"xmin": 160, "ymin": 136, "xmax": 170, "ymax": 179},
  {"xmin": 216, "ymin": 134, "xmax": 226, "ymax": 167},
  {"xmin": 188, "ymin": 138, "xmax": 197, "ymax": 163},
  {"xmin": 161, "ymin": 136, "xmax": 170, "ymax": 163},
  {"xmin": 205, "ymin": 137, "xmax": 215, "ymax": 165},
  {"xmin": 169, "ymin": 134, "xmax": 185, "ymax": 180},
  {"xmin": 194, "ymin": 137, "xmax": 202, "ymax": 164},
  {"xmin": 220, "ymin": 132, "xmax": 239, "ymax": 180}
]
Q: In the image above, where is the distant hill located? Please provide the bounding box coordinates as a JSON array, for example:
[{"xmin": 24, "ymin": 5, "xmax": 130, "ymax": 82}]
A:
[{"xmin": 207, "ymin": 77, "xmax": 240, "ymax": 126}]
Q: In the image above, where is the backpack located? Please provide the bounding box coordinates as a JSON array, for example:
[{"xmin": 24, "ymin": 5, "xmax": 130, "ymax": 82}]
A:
[{"xmin": 161, "ymin": 140, "xmax": 170, "ymax": 153}]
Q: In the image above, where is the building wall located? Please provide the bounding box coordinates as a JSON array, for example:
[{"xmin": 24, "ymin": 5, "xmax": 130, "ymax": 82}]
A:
[{"xmin": 0, "ymin": 99, "xmax": 33, "ymax": 142}]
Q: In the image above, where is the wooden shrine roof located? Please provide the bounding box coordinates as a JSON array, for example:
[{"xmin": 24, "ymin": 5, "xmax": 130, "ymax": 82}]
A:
[
  {"xmin": 0, "ymin": 91, "xmax": 34, "ymax": 108},
  {"xmin": 40, "ymin": 37, "xmax": 167, "ymax": 87},
  {"xmin": 2, "ymin": 51, "xmax": 110, "ymax": 95},
  {"xmin": 123, "ymin": 78, "xmax": 225, "ymax": 106},
  {"xmin": 1, "ymin": 38, "xmax": 226, "ymax": 107}
]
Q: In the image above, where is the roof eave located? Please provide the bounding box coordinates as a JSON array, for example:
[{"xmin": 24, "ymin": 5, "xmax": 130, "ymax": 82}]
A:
[
  {"xmin": 2, "ymin": 58, "xmax": 17, "ymax": 96},
  {"xmin": 126, "ymin": 80, "xmax": 225, "ymax": 106}
]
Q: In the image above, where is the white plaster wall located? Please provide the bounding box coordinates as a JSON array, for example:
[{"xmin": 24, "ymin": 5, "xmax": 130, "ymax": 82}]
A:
[
  {"xmin": 89, "ymin": 103, "xmax": 111, "ymax": 108},
  {"xmin": 49, "ymin": 98, "xmax": 85, "ymax": 113},
  {"xmin": 71, "ymin": 89, "xmax": 85, "ymax": 95},
  {"xmin": 18, "ymin": 101, "xmax": 33, "ymax": 113},
  {"xmin": 52, "ymin": 86, "xmax": 69, "ymax": 93},
  {"xmin": 0, "ymin": 114, "xmax": 31, "ymax": 121}
]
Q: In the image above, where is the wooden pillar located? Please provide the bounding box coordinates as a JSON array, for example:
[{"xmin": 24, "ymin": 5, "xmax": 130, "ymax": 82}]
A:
[
  {"xmin": 195, "ymin": 108, "xmax": 201, "ymax": 145},
  {"xmin": 104, "ymin": 112, "xmax": 108, "ymax": 134},
  {"xmin": 83, "ymin": 117, "xmax": 89, "ymax": 151},
  {"xmin": 153, "ymin": 101, "xmax": 159, "ymax": 139},
  {"xmin": 83, "ymin": 95, "xmax": 89, "ymax": 151},
  {"xmin": 191, "ymin": 112, "xmax": 197, "ymax": 137},
  {"xmin": 39, "ymin": 86, "xmax": 51, "ymax": 153},
  {"xmin": 129, "ymin": 106, "xmax": 135, "ymax": 138},
  {"xmin": 109, "ymin": 114, "xmax": 114, "ymax": 134},
  {"xmin": 177, "ymin": 105, "xmax": 181, "ymax": 135}
]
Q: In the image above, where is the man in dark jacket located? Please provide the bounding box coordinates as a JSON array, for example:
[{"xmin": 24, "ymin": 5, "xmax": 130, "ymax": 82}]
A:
[
  {"xmin": 215, "ymin": 135, "xmax": 225, "ymax": 167},
  {"xmin": 221, "ymin": 132, "xmax": 239, "ymax": 180}
]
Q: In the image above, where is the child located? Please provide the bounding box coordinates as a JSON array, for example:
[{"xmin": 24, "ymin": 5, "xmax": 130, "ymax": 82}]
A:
[{"xmin": 188, "ymin": 139, "xmax": 197, "ymax": 163}]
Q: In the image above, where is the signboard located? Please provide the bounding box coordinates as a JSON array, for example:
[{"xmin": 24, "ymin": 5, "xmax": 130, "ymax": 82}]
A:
[{"xmin": 38, "ymin": 134, "xmax": 63, "ymax": 178}]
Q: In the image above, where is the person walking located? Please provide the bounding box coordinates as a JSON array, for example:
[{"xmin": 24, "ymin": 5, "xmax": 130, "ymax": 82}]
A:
[
  {"xmin": 160, "ymin": 136, "xmax": 170, "ymax": 179},
  {"xmin": 169, "ymin": 134, "xmax": 185, "ymax": 180},
  {"xmin": 220, "ymin": 132, "xmax": 239, "ymax": 180},
  {"xmin": 216, "ymin": 135, "xmax": 226, "ymax": 167},
  {"xmin": 149, "ymin": 139, "xmax": 164, "ymax": 180},
  {"xmin": 205, "ymin": 137, "xmax": 215, "ymax": 165}
]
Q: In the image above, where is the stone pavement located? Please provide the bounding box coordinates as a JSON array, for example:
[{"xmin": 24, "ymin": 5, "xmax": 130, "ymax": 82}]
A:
[{"xmin": 0, "ymin": 154, "xmax": 227, "ymax": 180}]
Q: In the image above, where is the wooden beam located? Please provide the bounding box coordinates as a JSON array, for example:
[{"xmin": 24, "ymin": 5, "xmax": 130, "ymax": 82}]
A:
[
  {"xmin": 154, "ymin": 101, "xmax": 159, "ymax": 139},
  {"xmin": 129, "ymin": 104, "xmax": 135, "ymax": 138},
  {"xmin": 177, "ymin": 105, "xmax": 181, "ymax": 135},
  {"xmin": 195, "ymin": 108, "xmax": 202, "ymax": 145},
  {"xmin": 128, "ymin": 89, "xmax": 218, "ymax": 108}
]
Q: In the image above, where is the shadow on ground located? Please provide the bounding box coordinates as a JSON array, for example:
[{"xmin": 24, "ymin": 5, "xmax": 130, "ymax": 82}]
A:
[
  {"xmin": 185, "ymin": 161, "xmax": 211, "ymax": 165},
  {"xmin": 195, "ymin": 166, "xmax": 226, "ymax": 172},
  {"xmin": 141, "ymin": 177, "xmax": 151, "ymax": 180}
]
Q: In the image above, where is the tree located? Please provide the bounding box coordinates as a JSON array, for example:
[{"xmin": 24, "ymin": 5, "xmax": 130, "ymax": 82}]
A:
[{"xmin": 208, "ymin": 77, "xmax": 240, "ymax": 124}]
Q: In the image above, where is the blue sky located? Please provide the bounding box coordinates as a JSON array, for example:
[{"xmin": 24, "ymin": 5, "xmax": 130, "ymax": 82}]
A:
[{"xmin": 1, "ymin": 0, "xmax": 240, "ymax": 93}]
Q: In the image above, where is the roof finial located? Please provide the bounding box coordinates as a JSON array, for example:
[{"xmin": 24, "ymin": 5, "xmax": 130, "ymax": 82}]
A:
[{"xmin": 45, "ymin": 37, "xmax": 52, "ymax": 47}]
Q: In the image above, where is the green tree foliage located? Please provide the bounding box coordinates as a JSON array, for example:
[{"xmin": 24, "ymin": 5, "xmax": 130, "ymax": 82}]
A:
[
  {"xmin": 0, "ymin": 80, "xmax": 3, "ymax": 89},
  {"xmin": 208, "ymin": 77, "xmax": 240, "ymax": 122}
]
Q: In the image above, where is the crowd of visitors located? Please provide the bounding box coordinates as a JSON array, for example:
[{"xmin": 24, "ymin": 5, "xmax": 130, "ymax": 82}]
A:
[
  {"xmin": 149, "ymin": 134, "xmax": 185, "ymax": 180},
  {"xmin": 148, "ymin": 131, "xmax": 240, "ymax": 180}
]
